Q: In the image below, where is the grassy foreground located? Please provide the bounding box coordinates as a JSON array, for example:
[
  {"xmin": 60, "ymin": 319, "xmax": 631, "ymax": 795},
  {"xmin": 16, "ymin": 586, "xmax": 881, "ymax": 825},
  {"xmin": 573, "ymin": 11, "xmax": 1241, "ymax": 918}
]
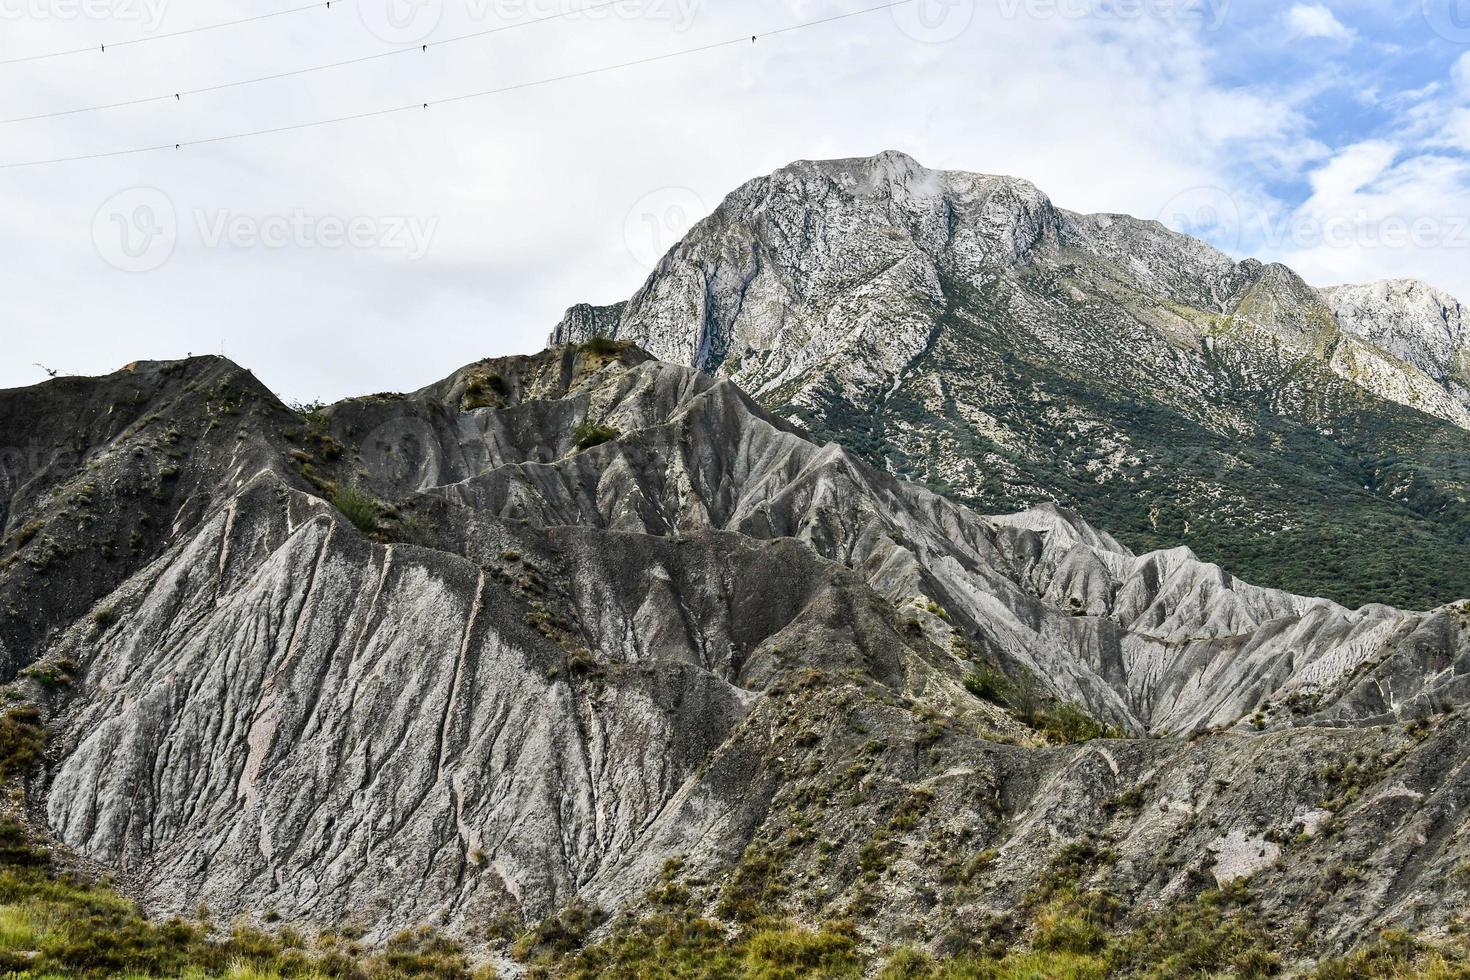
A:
[
  {"xmin": 0, "ymin": 691, "xmax": 1466, "ymax": 977},
  {"xmin": 1, "ymin": 815, "xmax": 1469, "ymax": 979},
  {"xmin": 0, "ymin": 817, "xmax": 491, "ymax": 980}
]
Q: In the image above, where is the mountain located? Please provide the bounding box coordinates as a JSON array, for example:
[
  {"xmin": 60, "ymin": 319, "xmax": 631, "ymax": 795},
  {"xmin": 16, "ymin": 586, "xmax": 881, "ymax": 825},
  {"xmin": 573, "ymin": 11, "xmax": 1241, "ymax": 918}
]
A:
[
  {"xmin": 552, "ymin": 152, "xmax": 1470, "ymax": 611},
  {"xmin": 4, "ymin": 342, "xmax": 1470, "ymax": 976},
  {"xmin": 1325, "ymin": 278, "xmax": 1470, "ymax": 405}
]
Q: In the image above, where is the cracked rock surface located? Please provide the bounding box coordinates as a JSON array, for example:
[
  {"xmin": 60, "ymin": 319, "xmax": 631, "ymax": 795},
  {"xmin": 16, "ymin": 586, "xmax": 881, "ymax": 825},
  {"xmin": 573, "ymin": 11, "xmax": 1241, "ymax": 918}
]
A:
[{"xmin": 3, "ymin": 344, "xmax": 1470, "ymax": 960}]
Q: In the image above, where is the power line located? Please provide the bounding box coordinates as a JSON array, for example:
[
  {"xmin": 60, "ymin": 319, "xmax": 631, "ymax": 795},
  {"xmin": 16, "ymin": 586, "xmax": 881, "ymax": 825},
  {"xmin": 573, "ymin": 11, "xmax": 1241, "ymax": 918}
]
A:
[
  {"xmin": 0, "ymin": 0, "xmax": 352, "ymax": 67},
  {"xmin": 2, "ymin": 0, "xmax": 635, "ymax": 125},
  {"xmin": 0, "ymin": 0, "xmax": 915, "ymax": 171}
]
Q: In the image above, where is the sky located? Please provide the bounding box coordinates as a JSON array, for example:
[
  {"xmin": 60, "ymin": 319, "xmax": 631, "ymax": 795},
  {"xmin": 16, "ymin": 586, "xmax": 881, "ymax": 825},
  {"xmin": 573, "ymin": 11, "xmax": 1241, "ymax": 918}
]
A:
[{"xmin": 1, "ymin": 0, "xmax": 1468, "ymax": 403}]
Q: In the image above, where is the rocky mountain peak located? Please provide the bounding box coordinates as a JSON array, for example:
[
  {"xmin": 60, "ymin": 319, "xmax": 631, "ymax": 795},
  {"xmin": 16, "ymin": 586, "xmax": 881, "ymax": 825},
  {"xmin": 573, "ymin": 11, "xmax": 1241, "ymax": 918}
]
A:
[
  {"xmin": 552, "ymin": 152, "xmax": 1470, "ymax": 612},
  {"xmin": 1324, "ymin": 278, "xmax": 1469, "ymax": 384}
]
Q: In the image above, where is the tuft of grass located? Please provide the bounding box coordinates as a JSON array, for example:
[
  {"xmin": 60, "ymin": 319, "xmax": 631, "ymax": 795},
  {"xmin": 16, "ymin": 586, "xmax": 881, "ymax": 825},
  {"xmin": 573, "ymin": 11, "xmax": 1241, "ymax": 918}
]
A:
[
  {"xmin": 12, "ymin": 521, "xmax": 45, "ymax": 549},
  {"xmin": 963, "ymin": 664, "xmax": 1121, "ymax": 744},
  {"xmin": 512, "ymin": 902, "xmax": 604, "ymax": 963},
  {"xmin": 572, "ymin": 423, "xmax": 621, "ymax": 453},
  {"xmin": 0, "ymin": 709, "xmax": 45, "ymax": 781},
  {"xmin": 461, "ymin": 372, "xmax": 508, "ymax": 412},
  {"xmin": 329, "ymin": 484, "xmax": 382, "ymax": 536},
  {"xmin": 579, "ymin": 335, "xmax": 627, "ymax": 357}
]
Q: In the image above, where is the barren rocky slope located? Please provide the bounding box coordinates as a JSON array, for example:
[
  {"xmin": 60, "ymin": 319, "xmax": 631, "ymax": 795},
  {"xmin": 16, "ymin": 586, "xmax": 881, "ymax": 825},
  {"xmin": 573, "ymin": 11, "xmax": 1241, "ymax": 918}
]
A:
[
  {"xmin": 3, "ymin": 343, "xmax": 1470, "ymax": 972},
  {"xmin": 553, "ymin": 152, "xmax": 1470, "ymax": 610}
]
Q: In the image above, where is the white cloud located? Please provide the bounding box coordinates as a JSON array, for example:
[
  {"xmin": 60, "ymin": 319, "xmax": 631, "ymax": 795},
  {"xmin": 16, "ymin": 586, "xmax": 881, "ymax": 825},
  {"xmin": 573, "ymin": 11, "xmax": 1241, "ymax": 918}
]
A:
[
  {"xmin": 1286, "ymin": 4, "xmax": 1356, "ymax": 41},
  {"xmin": 1270, "ymin": 145, "xmax": 1470, "ymax": 297},
  {"xmin": 1455, "ymin": 53, "xmax": 1470, "ymax": 97},
  {"xmin": 1440, "ymin": 110, "xmax": 1470, "ymax": 154},
  {"xmin": 0, "ymin": 0, "xmax": 1461, "ymax": 403}
]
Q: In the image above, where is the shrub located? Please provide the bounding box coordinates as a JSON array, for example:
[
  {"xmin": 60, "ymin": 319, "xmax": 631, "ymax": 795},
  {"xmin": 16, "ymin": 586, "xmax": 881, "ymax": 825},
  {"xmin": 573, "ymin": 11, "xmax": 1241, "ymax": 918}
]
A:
[
  {"xmin": 572, "ymin": 423, "xmax": 621, "ymax": 452},
  {"xmin": 963, "ymin": 665, "xmax": 1011, "ymax": 705},
  {"xmin": 13, "ymin": 521, "xmax": 44, "ymax": 548},
  {"xmin": 462, "ymin": 372, "xmax": 508, "ymax": 411},
  {"xmin": 877, "ymin": 947, "xmax": 935, "ymax": 978},
  {"xmin": 743, "ymin": 919, "xmax": 863, "ymax": 978},
  {"xmin": 716, "ymin": 847, "xmax": 787, "ymax": 924},
  {"xmin": 91, "ymin": 605, "xmax": 119, "ymax": 637},
  {"xmin": 1037, "ymin": 703, "xmax": 1123, "ymax": 745},
  {"xmin": 330, "ymin": 484, "xmax": 381, "ymax": 535},
  {"xmin": 512, "ymin": 901, "xmax": 605, "ymax": 962},
  {"xmin": 1310, "ymin": 929, "xmax": 1469, "ymax": 978},
  {"xmin": 580, "ymin": 335, "xmax": 626, "ymax": 357},
  {"xmin": 390, "ymin": 511, "xmax": 437, "ymax": 547},
  {"xmin": 0, "ymin": 708, "xmax": 44, "ymax": 780}
]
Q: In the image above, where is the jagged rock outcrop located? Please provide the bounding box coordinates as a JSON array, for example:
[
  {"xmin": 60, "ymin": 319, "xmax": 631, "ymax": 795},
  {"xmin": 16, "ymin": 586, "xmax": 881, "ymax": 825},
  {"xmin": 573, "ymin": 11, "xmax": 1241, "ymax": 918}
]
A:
[
  {"xmin": 4, "ymin": 344, "xmax": 1470, "ymax": 965},
  {"xmin": 1326, "ymin": 278, "xmax": 1470, "ymax": 417},
  {"xmin": 552, "ymin": 152, "xmax": 1470, "ymax": 611},
  {"xmin": 1326, "ymin": 279, "xmax": 1468, "ymax": 383}
]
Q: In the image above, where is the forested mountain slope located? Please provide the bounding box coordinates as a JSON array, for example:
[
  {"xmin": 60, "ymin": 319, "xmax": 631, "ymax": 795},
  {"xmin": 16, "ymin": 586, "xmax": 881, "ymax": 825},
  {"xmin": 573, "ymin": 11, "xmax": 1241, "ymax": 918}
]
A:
[{"xmin": 554, "ymin": 152, "xmax": 1470, "ymax": 610}]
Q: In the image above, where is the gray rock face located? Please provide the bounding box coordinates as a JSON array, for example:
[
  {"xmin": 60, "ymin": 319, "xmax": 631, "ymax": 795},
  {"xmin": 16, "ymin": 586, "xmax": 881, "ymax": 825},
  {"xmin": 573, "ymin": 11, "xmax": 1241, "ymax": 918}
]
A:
[
  {"xmin": 551, "ymin": 152, "xmax": 1470, "ymax": 611},
  {"xmin": 6, "ymin": 345, "xmax": 1470, "ymax": 961},
  {"xmin": 553, "ymin": 154, "xmax": 1467, "ymax": 427},
  {"xmin": 1326, "ymin": 278, "xmax": 1470, "ymax": 406}
]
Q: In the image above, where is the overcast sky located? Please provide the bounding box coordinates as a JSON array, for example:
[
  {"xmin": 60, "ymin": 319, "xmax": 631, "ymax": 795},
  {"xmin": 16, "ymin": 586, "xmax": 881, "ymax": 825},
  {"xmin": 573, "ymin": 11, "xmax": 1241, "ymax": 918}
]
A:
[{"xmin": 2, "ymin": 0, "xmax": 1469, "ymax": 402}]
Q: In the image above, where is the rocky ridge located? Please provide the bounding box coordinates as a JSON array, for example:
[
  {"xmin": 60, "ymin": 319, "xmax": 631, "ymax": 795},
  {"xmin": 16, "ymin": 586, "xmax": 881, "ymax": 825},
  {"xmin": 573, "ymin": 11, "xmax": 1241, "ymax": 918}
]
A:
[
  {"xmin": 2, "ymin": 343, "xmax": 1470, "ymax": 967},
  {"xmin": 553, "ymin": 152, "xmax": 1470, "ymax": 610}
]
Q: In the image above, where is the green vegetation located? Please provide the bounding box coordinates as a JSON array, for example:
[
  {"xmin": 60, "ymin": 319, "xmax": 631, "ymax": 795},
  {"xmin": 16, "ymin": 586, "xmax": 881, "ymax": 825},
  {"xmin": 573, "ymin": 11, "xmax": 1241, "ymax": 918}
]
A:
[
  {"xmin": 0, "ymin": 707, "xmax": 44, "ymax": 780},
  {"xmin": 963, "ymin": 665, "xmax": 1121, "ymax": 744},
  {"xmin": 461, "ymin": 372, "xmax": 507, "ymax": 412},
  {"xmin": 579, "ymin": 335, "xmax": 629, "ymax": 357},
  {"xmin": 288, "ymin": 400, "xmax": 328, "ymax": 429},
  {"xmin": 0, "ymin": 845, "xmax": 494, "ymax": 978},
  {"xmin": 12, "ymin": 521, "xmax": 45, "ymax": 549},
  {"xmin": 0, "ymin": 682, "xmax": 496, "ymax": 979},
  {"xmin": 518, "ymin": 869, "xmax": 1292, "ymax": 979},
  {"xmin": 329, "ymin": 484, "xmax": 382, "ymax": 536},
  {"xmin": 1312, "ymin": 929, "xmax": 1470, "ymax": 978},
  {"xmin": 571, "ymin": 423, "xmax": 621, "ymax": 452},
  {"xmin": 786, "ymin": 279, "xmax": 1470, "ymax": 611}
]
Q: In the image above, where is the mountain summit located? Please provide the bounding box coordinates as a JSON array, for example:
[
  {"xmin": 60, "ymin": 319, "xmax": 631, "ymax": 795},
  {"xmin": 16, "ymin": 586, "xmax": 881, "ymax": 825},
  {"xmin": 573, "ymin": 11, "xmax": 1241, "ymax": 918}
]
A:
[
  {"xmin": 3, "ymin": 156, "xmax": 1470, "ymax": 976},
  {"xmin": 554, "ymin": 153, "xmax": 1470, "ymax": 609}
]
